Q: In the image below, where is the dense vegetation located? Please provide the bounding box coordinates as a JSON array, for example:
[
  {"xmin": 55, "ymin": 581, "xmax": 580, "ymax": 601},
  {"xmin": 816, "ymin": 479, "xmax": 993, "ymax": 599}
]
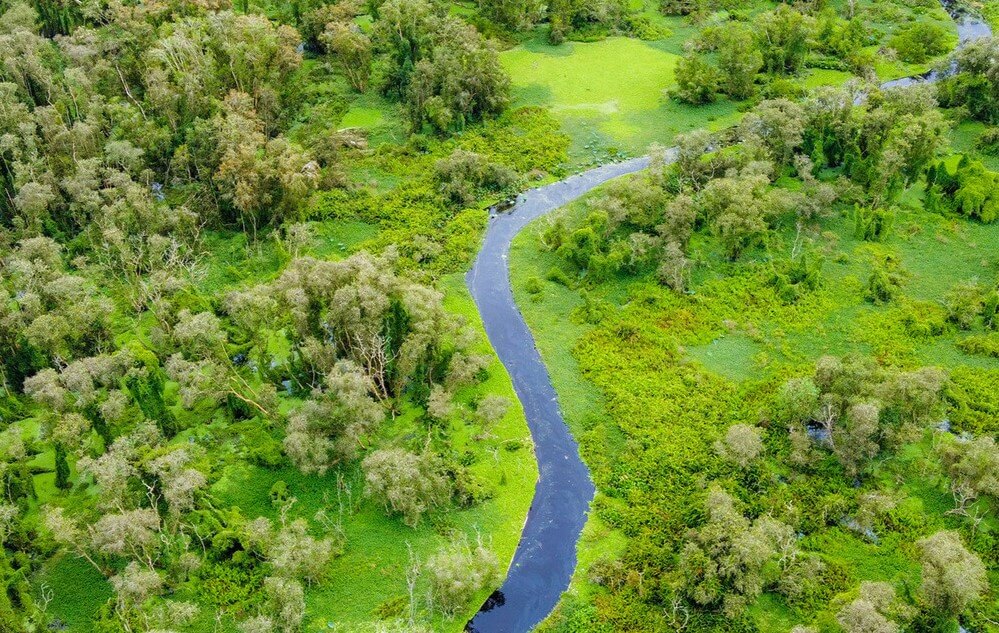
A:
[
  {"xmin": 0, "ymin": 0, "xmax": 995, "ymax": 631},
  {"xmin": 512, "ymin": 62, "xmax": 999, "ymax": 633},
  {"xmin": 0, "ymin": 0, "xmax": 563, "ymax": 630}
]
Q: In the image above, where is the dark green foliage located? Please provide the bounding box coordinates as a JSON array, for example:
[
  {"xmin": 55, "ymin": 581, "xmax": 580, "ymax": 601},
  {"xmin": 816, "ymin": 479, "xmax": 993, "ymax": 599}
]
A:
[
  {"xmin": 769, "ymin": 252, "xmax": 823, "ymax": 304},
  {"xmin": 926, "ymin": 157, "xmax": 999, "ymax": 223},
  {"xmin": 54, "ymin": 443, "xmax": 70, "ymax": 491},
  {"xmin": 126, "ymin": 370, "xmax": 178, "ymax": 437},
  {"xmin": 974, "ymin": 127, "xmax": 999, "ymax": 155},
  {"xmin": 956, "ymin": 333, "xmax": 999, "ymax": 358},
  {"xmin": 854, "ymin": 205, "xmax": 893, "ymax": 241}
]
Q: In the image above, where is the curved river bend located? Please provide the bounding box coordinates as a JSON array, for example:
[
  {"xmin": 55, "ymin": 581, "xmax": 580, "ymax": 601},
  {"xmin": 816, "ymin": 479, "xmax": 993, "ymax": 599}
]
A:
[{"xmin": 464, "ymin": 6, "xmax": 989, "ymax": 631}]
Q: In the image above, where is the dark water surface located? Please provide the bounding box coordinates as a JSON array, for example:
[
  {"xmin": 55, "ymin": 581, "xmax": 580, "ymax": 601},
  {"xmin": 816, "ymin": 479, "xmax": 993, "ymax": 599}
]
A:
[
  {"xmin": 464, "ymin": 4, "xmax": 991, "ymax": 630},
  {"xmin": 464, "ymin": 158, "xmax": 649, "ymax": 633}
]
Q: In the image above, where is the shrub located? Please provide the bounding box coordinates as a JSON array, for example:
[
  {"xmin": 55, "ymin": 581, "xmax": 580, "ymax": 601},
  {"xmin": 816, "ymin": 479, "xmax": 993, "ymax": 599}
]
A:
[
  {"xmin": 424, "ymin": 535, "xmax": 500, "ymax": 616},
  {"xmin": 889, "ymin": 21, "xmax": 949, "ymax": 64},
  {"xmin": 525, "ymin": 276, "xmax": 543, "ymax": 295},
  {"xmin": 434, "ymin": 149, "xmax": 517, "ymax": 207},
  {"xmin": 546, "ymin": 267, "xmax": 572, "ymax": 287},
  {"xmin": 362, "ymin": 448, "xmax": 450, "ymax": 527},
  {"xmin": 854, "ymin": 205, "xmax": 893, "ymax": 242},
  {"xmin": 672, "ymin": 53, "xmax": 720, "ymax": 105},
  {"xmin": 957, "ymin": 333, "xmax": 999, "ymax": 358}
]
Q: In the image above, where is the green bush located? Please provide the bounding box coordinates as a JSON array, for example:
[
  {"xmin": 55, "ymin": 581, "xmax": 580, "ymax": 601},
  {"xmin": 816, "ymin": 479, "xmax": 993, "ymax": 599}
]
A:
[{"xmin": 889, "ymin": 21, "xmax": 949, "ymax": 63}]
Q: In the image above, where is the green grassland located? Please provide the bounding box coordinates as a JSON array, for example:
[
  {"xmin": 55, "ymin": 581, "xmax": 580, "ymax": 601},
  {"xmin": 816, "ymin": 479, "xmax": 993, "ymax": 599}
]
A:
[
  {"xmin": 500, "ymin": 36, "xmax": 742, "ymax": 164},
  {"xmin": 508, "ymin": 134, "xmax": 999, "ymax": 630}
]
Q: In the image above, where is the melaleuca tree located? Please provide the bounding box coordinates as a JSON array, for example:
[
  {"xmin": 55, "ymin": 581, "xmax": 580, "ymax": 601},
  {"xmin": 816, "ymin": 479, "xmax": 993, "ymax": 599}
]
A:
[
  {"xmin": 697, "ymin": 169, "xmax": 772, "ymax": 259},
  {"xmin": 672, "ymin": 53, "xmax": 719, "ymax": 105},
  {"xmin": 2, "ymin": 238, "xmax": 113, "ymax": 370},
  {"xmin": 678, "ymin": 486, "xmax": 797, "ymax": 617},
  {"xmin": 0, "ymin": 3, "xmax": 58, "ymax": 106},
  {"xmin": 284, "ymin": 361, "xmax": 384, "ymax": 475},
  {"xmin": 917, "ymin": 531, "xmax": 987, "ymax": 618},
  {"xmin": 404, "ymin": 18, "xmax": 509, "ymax": 134},
  {"xmin": 362, "ymin": 447, "xmax": 450, "ymax": 526},
  {"xmin": 144, "ymin": 10, "xmax": 302, "ymax": 131},
  {"xmin": 179, "ymin": 91, "xmax": 318, "ymax": 237},
  {"xmin": 755, "ymin": 6, "xmax": 810, "ymax": 75},
  {"xmin": 936, "ymin": 435, "xmax": 999, "ymax": 516},
  {"xmin": 371, "ymin": 0, "xmax": 441, "ymax": 98},
  {"xmin": 321, "ymin": 21, "xmax": 372, "ymax": 92},
  {"xmin": 423, "ymin": 534, "xmax": 500, "ymax": 616},
  {"xmin": 836, "ymin": 582, "xmax": 908, "ymax": 633},
  {"xmin": 228, "ymin": 251, "xmax": 470, "ymax": 404},
  {"xmin": 715, "ymin": 23, "xmax": 762, "ymax": 100},
  {"xmin": 479, "ymin": 0, "xmax": 544, "ymax": 31}
]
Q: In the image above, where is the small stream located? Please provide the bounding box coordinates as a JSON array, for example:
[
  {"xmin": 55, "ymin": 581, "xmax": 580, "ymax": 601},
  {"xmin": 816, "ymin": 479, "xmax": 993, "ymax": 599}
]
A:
[{"xmin": 464, "ymin": 4, "xmax": 991, "ymax": 631}]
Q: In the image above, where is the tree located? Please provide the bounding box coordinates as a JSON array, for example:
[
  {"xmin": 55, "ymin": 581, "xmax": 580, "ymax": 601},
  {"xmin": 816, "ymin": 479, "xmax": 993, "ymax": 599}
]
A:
[
  {"xmin": 144, "ymin": 11, "xmax": 302, "ymax": 129},
  {"xmin": 189, "ymin": 91, "xmax": 319, "ymax": 237},
  {"xmin": 756, "ymin": 6, "xmax": 810, "ymax": 74},
  {"xmin": 109, "ymin": 561, "xmax": 164, "ymax": 623},
  {"xmin": 716, "ymin": 24, "xmax": 762, "ymax": 100},
  {"xmin": 424, "ymin": 534, "xmax": 500, "ymax": 616},
  {"xmin": 832, "ymin": 401, "xmax": 881, "ymax": 477},
  {"xmin": 479, "ymin": 0, "xmax": 545, "ymax": 31},
  {"xmin": 700, "ymin": 172, "xmax": 771, "ymax": 260},
  {"xmin": 740, "ymin": 99, "xmax": 806, "ymax": 167},
  {"xmin": 679, "ymin": 486, "xmax": 796, "ymax": 617},
  {"xmin": 714, "ymin": 424, "xmax": 764, "ymax": 468},
  {"xmin": 672, "ymin": 53, "xmax": 719, "ymax": 105},
  {"xmin": 657, "ymin": 241, "xmax": 691, "ymax": 292},
  {"xmin": 937, "ymin": 435, "xmax": 999, "ymax": 516},
  {"xmin": 373, "ymin": 0, "xmax": 440, "ymax": 97},
  {"xmin": 362, "ymin": 448, "xmax": 450, "ymax": 526},
  {"xmin": 405, "ymin": 18, "xmax": 509, "ymax": 134},
  {"xmin": 775, "ymin": 377, "xmax": 819, "ymax": 425},
  {"xmin": 475, "ymin": 395, "xmax": 510, "ymax": 433},
  {"xmin": 322, "ymin": 22, "xmax": 372, "ymax": 92},
  {"xmin": 434, "ymin": 150, "xmax": 516, "ymax": 206},
  {"xmin": 263, "ymin": 577, "xmax": 305, "ymax": 633},
  {"xmin": 917, "ymin": 531, "xmax": 986, "ymax": 617},
  {"xmin": 248, "ymin": 518, "xmax": 335, "ymax": 584},
  {"xmin": 837, "ymin": 582, "xmax": 904, "ymax": 633},
  {"xmin": 889, "ymin": 21, "xmax": 949, "ymax": 64},
  {"xmin": 284, "ymin": 362, "xmax": 384, "ymax": 474}
]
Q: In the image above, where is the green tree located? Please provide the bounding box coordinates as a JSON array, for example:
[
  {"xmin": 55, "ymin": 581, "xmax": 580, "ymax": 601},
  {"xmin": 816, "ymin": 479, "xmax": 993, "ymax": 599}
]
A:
[
  {"xmin": 405, "ymin": 19, "xmax": 509, "ymax": 133},
  {"xmin": 54, "ymin": 442, "xmax": 70, "ymax": 490},
  {"xmin": 889, "ymin": 21, "xmax": 949, "ymax": 64},
  {"xmin": 917, "ymin": 531, "xmax": 987, "ymax": 617},
  {"xmin": 322, "ymin": 22, "xmax": 373, "ymax": 92},
  {"xmin": 756, "ymin": 6, "xmax": 810, "ymax": 74},
  {"xmin": 672, "ymin": 53, "xmax": 719, "ymax": 105},
  {"xmin": 717, "ymin": 24, "xmax": 762, "ymax": 100}
]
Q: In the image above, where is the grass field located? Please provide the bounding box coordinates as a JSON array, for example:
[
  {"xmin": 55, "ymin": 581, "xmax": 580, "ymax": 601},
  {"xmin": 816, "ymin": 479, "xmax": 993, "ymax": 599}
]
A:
[{"xmin": 501, "ymin": 36, "xmax": 742, "ymax": 165}]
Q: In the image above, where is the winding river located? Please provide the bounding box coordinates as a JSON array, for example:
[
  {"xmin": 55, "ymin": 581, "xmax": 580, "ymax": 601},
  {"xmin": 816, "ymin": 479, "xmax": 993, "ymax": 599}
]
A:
[{"xmin": 464, "ymin": 6, "xmax": 991, "ymax": 632}]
